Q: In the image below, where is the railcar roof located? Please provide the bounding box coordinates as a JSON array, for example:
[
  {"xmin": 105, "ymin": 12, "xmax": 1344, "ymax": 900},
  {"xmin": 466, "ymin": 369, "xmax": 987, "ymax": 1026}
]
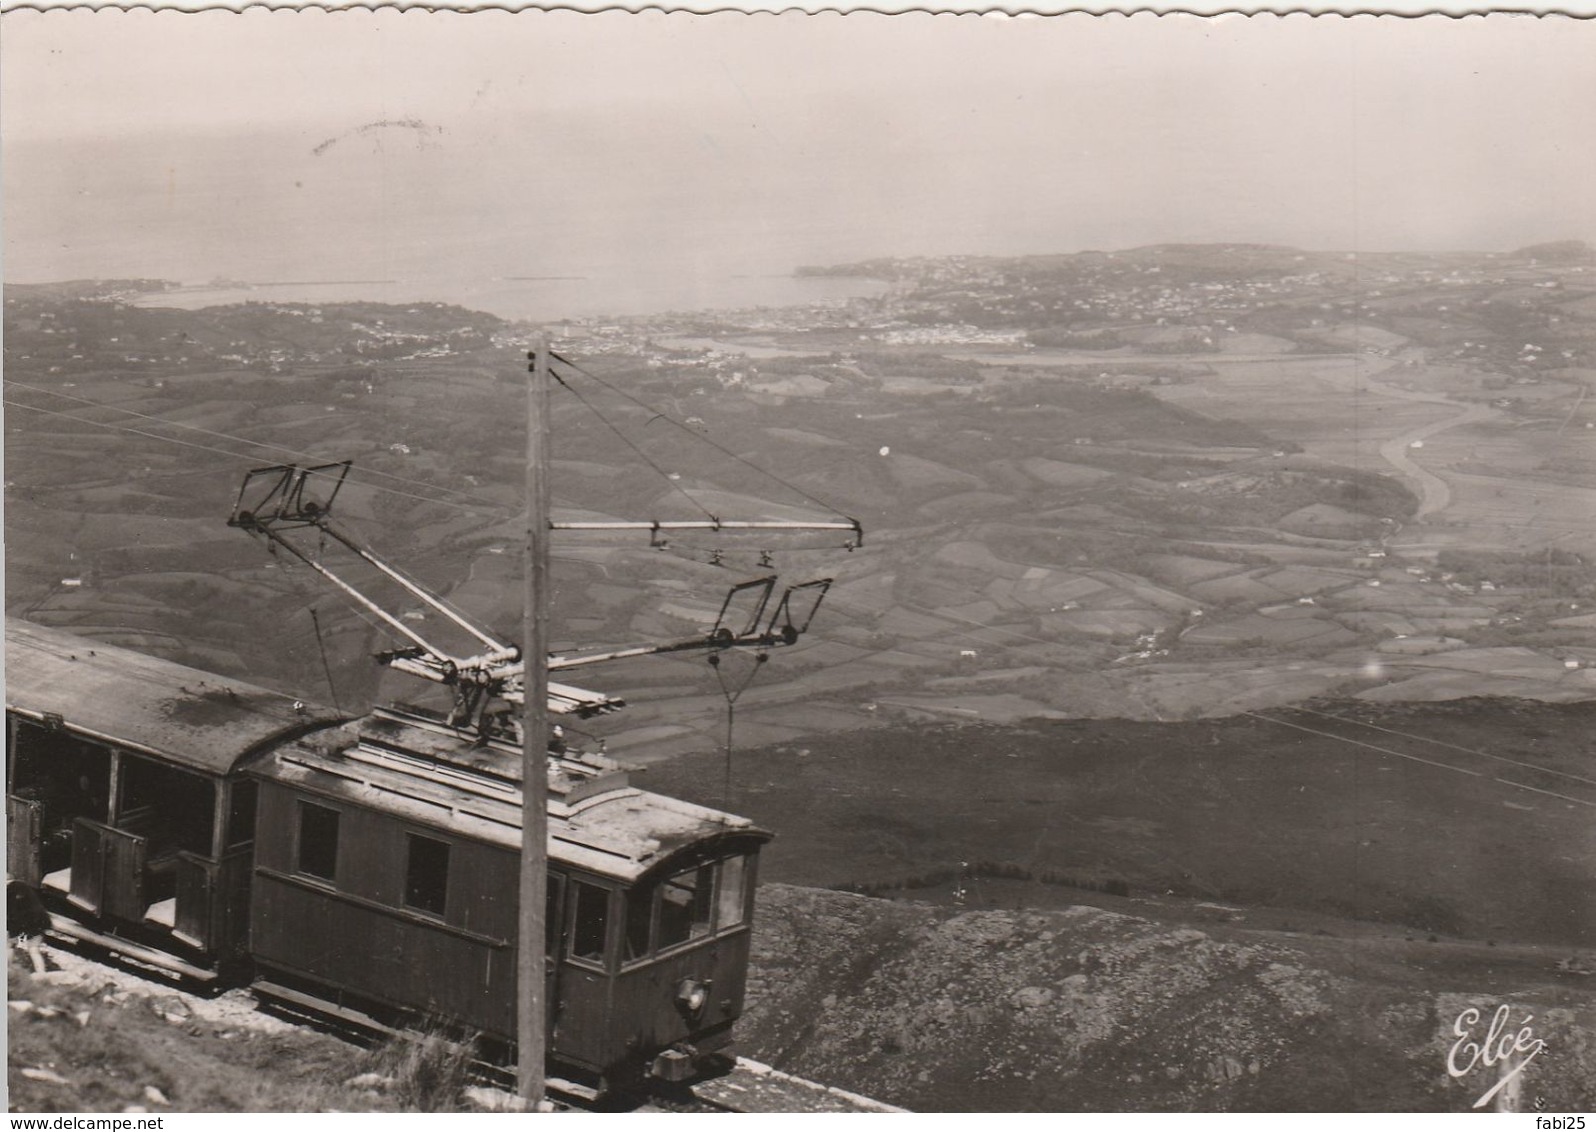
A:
[
  {"xmin": 254, "ymin": 716, "xmax": 770, "ymax": 882},
  {"xmin": 5, "ymin": 618, "xmax": 344, "ymax": 775}
]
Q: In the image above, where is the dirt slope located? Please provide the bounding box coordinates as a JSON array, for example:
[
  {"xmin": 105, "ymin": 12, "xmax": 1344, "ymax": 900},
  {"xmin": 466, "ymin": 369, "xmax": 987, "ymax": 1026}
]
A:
[
  {"xmin": 650, "ymin": 699, "xmax": 1596, "ymax": 952},
  {"xmin": 737, "ymin": 885, "xmax": 1596, "ymax": 1113}
]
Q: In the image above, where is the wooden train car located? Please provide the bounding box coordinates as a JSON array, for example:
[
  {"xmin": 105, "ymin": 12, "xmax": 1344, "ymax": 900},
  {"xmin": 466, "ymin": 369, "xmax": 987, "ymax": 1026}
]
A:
[
  {"xmin": 5, "ymin": 618, "xmax": 342, "ymax": 979},
  {"xmin": 5, "ymin": 618, "xmax": 770, "ymax": 1088},
  {"xmin": 248, "ymin": 704, "xmax": 769, "ymax": 1083}
]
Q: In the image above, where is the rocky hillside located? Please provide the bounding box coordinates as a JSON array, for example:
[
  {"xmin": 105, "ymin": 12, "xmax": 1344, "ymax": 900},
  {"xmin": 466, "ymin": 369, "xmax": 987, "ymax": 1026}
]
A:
[
  {"xmin": 9, "ymin": 884, "xmax": 1594, "ymax": 1113},
  {"xmin": 736, "ymin": 885, "xmax": 1596, "ymax": 1112}
]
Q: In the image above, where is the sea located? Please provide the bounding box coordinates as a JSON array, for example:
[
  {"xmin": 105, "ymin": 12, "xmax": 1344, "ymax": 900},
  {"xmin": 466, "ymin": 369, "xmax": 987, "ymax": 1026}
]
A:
[{"xmin": 129, "ymin": 272, "xmax": 889, "ymax": 324}]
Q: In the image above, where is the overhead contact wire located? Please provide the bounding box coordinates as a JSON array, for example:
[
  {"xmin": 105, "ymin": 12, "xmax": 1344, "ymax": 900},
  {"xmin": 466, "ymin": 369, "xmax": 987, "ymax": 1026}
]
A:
[
  {"xmin": 549, "ymin": 368, "xmax": 720, "ymax": 523},
  {"xmin": 1290, "ymin": 705, "xmax": 1596, "ymax": 789},
  {"xmin": 6, "ymin": 392, "xmax": 578, "ymax": 523},
  {"xmin": 5, "ymin": 378, "xmax": 516, "ymax": 517},
  {"xmin": 550, "ymin": 352, "xmax": 853, "ymax": 522}
]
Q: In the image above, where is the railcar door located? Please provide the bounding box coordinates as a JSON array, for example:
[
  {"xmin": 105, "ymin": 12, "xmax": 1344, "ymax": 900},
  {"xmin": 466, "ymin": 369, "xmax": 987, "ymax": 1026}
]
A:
[
  {"xmin": 172, "ymin": 779, "xmax": 256, "ymax": 961},
  {"xmin": 551, "ymin": 876, "xmax": 619, "ymax": 1074},
  {"xmin": 6, "ymin": 717, "xmax": 114, "ymax": 894},
  {"xmin": 114, "ymin": 755, "xmax": 218, "ymax": 933},
  {"xmin": 7, "ymin": 793, "xmax": 43, "ymax": 887},
  {"xmin": 68, "ymin": 818, "xmax": 147, "ymax": 919}
]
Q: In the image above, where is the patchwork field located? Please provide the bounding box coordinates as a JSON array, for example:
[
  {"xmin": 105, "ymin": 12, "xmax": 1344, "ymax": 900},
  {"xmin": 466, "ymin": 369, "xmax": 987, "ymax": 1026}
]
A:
[{"xmin": 8, "ymin": 258, "xmax": 1595, "ymax": 755}]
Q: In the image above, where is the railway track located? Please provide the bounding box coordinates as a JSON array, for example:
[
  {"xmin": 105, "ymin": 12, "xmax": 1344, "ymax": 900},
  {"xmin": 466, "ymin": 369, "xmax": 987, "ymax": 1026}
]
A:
[
  {"xmin": 689, "ymin": 1057, "xmax": 907, "ymax": 1113},
  {"xmin": 452, "ymin": 1053, "xmax": 904, "ymax": 1113},
  {"xmin": 440, "ymin": 1050, "xmax": 905, "ymax": 1113},
  {"xmin": 252, "ymin": 980, "xmax": 903, "ymax": 1113},
  {"xmin": 19, "ymin": 934, "xmax": 905, "ymax": 1114},
  {"xmin": 1246, "ymin": 706, "xmax": 1596, "ymax": 811}
]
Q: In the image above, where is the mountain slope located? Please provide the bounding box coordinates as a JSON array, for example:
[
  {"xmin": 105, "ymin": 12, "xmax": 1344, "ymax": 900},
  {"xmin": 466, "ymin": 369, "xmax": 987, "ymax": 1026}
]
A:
[{"xmin": 739, "ymin": 885, "xmax": 1596, "ymax": 1112}]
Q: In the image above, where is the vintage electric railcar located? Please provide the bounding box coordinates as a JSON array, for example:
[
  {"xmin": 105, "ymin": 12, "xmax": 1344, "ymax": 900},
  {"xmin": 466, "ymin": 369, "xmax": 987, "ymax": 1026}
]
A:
[{"xmin": 5, "ymin": 618, "xmax": 769, "ymax": 1087}]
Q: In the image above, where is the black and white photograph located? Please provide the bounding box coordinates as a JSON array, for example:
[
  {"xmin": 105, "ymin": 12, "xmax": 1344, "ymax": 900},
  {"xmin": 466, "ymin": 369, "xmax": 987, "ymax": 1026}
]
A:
[{"xmin": 4, "ymin": 7, "xmax": 1594, "ymax": 1115}]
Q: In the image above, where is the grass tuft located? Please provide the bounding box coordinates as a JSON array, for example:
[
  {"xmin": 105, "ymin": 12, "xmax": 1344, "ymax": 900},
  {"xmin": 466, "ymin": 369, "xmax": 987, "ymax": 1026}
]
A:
[{"xmin": 358, "ymin": 1026, "xmax": 477, "ymax": 1113}]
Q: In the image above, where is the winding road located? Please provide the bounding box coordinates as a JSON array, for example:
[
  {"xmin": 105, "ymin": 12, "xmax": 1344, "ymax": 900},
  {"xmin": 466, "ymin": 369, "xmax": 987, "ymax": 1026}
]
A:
[{"xmin": 1364, "ymin": 375, "xmax": 1498, "ymax": 518}]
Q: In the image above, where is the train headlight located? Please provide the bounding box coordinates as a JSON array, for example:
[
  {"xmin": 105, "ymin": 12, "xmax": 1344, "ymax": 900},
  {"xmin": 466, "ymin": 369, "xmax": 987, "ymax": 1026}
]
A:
[{"xmin": 676, "ymin": 978, "xmax": 711, "ymax": 1017}]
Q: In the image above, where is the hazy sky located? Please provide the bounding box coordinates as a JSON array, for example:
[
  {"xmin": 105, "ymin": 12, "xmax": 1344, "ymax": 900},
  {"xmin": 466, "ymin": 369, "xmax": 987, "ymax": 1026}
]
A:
[{"xmin": 4, "ymin": 11, "xmax": 1593, "ymax": 284}]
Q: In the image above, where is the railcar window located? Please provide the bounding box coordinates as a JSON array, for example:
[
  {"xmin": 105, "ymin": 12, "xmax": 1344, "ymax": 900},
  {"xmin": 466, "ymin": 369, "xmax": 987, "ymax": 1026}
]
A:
[
  {"xmin": 657, "ymin": 863, "xmax": 715, "ymax": 950},
  {"xmin": 296, "ymin": 801, "xmax": 339, "ymax": 881},
  {"xmin": 569, "ymin": 880, "xmax": 610, "ymax": 964},
  {"xmin": 404, "ymin": 834, "xmax": 450, "ymax": 917},
  {"xmin": 718, "ymin": 855, "xmax": 749, "ymax": 929}
]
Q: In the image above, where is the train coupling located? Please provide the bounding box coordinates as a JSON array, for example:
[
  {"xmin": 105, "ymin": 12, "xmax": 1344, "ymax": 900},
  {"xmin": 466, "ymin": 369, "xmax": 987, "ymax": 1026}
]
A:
[{"xmin": 649, "ymin": 1043, "xmax": 700, "ymax": 1083}]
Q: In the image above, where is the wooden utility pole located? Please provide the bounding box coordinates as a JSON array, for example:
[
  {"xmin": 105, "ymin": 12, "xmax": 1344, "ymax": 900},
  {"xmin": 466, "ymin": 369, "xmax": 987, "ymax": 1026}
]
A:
[{"xmin": 518, "ymin": 340, "xmax": 552, "ymax": 1109}]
